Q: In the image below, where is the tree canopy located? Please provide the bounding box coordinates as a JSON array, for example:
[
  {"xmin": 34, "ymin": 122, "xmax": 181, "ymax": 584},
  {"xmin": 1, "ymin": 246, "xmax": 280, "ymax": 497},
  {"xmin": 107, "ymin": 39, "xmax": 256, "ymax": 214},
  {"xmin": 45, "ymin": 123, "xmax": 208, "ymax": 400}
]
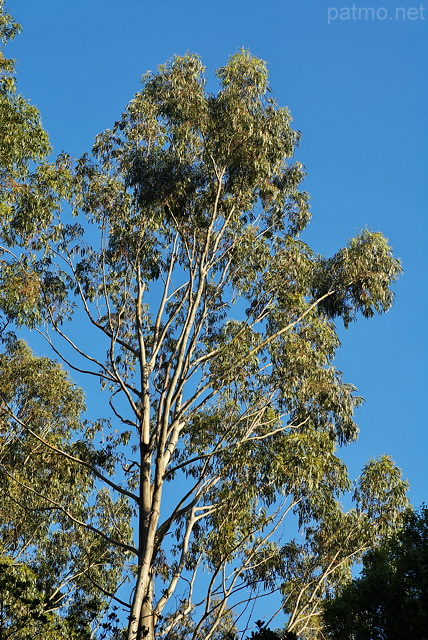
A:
[{"xmin": 0, "ymin": 7, "xmax": 410, "ymax": 639}]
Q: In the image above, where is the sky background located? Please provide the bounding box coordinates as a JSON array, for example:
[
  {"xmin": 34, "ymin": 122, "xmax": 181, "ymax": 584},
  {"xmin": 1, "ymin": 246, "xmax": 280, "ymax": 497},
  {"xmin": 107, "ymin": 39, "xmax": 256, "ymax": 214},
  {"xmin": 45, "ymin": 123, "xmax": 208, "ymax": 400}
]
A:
[{"xmin": 7, "ymin": 0, "xmax": 427, "ymax": 511}]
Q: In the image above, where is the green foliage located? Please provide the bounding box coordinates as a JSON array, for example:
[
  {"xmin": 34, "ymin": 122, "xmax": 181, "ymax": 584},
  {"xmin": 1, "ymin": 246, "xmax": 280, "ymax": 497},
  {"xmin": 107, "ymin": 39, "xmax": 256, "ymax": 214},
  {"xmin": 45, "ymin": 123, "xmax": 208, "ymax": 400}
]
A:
[
  {"xmin": 0, "ymin": 0, "xmax": 50, "ymax": 213},
  {"xmin": 0, "ymin": 16, "xmax": 408, "ymax": 639},
  {"xmin": 313, "ymin": 230, "xmax": 401, "ymax": 328},
  {"xmin": 0, "ymin": 556, "xmax": 77, "ymax": 639},
  {"xmin": 323, "ymin": 507, "xmax": 428, "ymax": 639}
]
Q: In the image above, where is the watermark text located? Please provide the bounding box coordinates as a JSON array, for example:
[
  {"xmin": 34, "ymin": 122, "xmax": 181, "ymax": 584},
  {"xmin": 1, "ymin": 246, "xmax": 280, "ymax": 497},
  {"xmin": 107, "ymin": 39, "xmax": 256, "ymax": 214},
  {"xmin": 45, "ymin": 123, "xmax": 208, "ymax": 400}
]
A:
[{"xmin": 327, "ymin": 4, "xmax": 425, "ymax": 23}]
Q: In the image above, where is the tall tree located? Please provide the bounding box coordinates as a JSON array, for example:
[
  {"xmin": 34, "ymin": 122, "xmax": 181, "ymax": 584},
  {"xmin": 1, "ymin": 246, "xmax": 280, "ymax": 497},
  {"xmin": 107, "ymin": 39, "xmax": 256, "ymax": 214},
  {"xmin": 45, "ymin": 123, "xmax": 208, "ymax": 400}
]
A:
[
  {"xmin": 323, "ymin": 507, "xmax": 428, "ymax": 640},
  {"xmin": 0, "ymin": 34, "xmax": 409, "ymax": 640}
]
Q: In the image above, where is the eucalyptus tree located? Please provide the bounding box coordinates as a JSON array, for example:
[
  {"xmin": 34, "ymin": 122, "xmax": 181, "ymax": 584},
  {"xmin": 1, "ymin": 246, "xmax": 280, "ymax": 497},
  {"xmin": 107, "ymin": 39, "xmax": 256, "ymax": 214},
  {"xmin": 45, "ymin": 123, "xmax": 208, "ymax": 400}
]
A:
[{"xmin": 0, "ymin": 38, "xmax": 409, "ymax": 640}]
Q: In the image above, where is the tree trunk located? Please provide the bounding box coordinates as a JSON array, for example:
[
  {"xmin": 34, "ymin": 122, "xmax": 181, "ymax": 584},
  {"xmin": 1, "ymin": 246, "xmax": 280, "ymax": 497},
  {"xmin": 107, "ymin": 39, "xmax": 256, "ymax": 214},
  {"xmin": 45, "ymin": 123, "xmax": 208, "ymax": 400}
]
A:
[{"xmin": 127, "ymin": 566, "xmax": 155, "ymax": 640}]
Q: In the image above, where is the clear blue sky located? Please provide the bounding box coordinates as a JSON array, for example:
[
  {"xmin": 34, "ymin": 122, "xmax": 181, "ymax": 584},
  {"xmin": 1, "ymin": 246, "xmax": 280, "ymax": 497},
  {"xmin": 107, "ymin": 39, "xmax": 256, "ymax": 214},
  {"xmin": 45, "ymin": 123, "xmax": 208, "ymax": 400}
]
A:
[{"xmin": 8, "ymin": 0, "xmax": 427, "ymax": 510}]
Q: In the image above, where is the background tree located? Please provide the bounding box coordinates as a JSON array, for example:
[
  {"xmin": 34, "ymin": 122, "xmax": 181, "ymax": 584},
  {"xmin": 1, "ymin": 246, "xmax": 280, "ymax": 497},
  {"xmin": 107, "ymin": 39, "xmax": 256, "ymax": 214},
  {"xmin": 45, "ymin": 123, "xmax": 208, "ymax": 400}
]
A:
[
  {"xmin": 0, "ymin": 22, "xmax": 410, "ymax": 640},
  {"xmin": 0, "ymin": 0, "xmax": 49, "ymax": 338},
  {"xmin": 323, "ymin": 507, "xmax": 428, "ymax": 640},
  {"xmin": 0, "ymin": 5, "xmax": 131, "ymax": 637}
]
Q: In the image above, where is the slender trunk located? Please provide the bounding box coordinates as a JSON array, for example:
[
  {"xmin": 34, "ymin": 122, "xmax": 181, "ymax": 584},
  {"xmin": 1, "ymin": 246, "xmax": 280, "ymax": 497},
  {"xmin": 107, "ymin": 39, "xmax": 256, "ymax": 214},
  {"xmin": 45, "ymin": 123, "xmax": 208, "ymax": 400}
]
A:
[
  {"xmin": 127, "ymin": 568, "xmax": 150, "ymax": 640},
  {"xmin": 127, "ymin": 280, "xmax": 157, "ymax": 640},
  {"xmin": 127, "ymin": 565, "xmax": 155, "ymax": 640},
  {"xmin": 140, "ymin": 581, "xmax": 155, "ymax": 639},
  {"xmin": 128, "ymin": 382, "xmax": 154, "ymax": 640}
]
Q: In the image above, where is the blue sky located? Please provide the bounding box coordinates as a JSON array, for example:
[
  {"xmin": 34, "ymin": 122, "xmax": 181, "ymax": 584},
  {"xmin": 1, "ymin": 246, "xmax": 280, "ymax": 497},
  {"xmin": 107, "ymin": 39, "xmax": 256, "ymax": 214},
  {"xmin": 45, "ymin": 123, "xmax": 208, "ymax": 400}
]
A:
[{"xmin": 8, "ymin": 0, "xmax": 427, "ymax": 511}]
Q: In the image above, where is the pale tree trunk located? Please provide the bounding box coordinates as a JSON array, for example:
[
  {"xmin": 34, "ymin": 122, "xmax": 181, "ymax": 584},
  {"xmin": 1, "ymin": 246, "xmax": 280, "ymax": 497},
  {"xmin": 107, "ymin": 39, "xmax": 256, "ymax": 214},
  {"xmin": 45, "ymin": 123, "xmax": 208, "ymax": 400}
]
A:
[
  {"xmin": 127, "ymin": 489, "xmax": 158, "ymax": 640},
  {"xmin": 127, "ymin": 567, "xmax": 155, "ymax": 640}
]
